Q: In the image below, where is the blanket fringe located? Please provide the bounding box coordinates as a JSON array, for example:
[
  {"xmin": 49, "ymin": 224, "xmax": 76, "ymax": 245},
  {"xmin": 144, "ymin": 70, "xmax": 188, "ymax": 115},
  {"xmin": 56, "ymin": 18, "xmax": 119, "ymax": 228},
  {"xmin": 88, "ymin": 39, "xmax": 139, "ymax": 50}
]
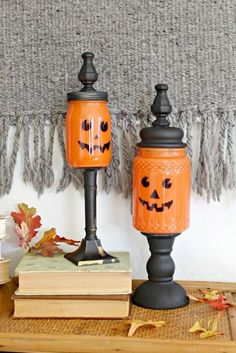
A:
[{"xmin": 0, "ymin": 107, "xmax": 235, "ymax": 201}]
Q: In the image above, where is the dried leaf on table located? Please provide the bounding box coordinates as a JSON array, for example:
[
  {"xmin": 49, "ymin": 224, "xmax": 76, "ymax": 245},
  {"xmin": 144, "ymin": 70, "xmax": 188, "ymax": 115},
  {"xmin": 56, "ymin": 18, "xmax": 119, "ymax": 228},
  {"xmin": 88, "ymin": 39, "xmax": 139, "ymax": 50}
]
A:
[
  {"xmin": 189, "ymin": 315, "xmax": 223, "ymax": 339},
  {"xmin": 188, "ymin": 294, "xmax": 204, "ymax": 302},
  {"xmin": 200, "ymin": 289, "xmax": 226, "ymax": 301},
  {"xmin": 188, "ymin": 289, "xmax": 236, "ymax": 311},
  {"xmin": 127, "ymin": 319, "xmax": 166, "ymax": 337},
  {"xmin": 208, "ymin": 294, "xmax": 236, "ymax": 311}
]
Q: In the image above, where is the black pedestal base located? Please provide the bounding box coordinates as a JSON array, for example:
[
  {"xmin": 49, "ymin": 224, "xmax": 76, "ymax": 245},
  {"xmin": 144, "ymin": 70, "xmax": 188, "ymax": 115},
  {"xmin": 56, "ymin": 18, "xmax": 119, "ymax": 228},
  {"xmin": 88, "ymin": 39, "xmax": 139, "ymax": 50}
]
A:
[
  {"xmin": 64, "ymin": 238, "xmax": 119, "ymax": 266},
  {"xmin": 132, "ymin": 280, "xmax": 189, "ymax": 309},
  {"xmin": 132, "ymin": 234, "xmax": 189, "ymax": 309}
]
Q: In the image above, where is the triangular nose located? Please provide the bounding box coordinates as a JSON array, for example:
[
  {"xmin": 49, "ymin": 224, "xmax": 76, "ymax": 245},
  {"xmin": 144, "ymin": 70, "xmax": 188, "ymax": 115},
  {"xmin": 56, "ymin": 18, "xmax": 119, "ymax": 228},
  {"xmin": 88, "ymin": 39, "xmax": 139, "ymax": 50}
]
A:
[{"xmin": 151, "ymin": 190, "xmax": 159, "ymax": 199}]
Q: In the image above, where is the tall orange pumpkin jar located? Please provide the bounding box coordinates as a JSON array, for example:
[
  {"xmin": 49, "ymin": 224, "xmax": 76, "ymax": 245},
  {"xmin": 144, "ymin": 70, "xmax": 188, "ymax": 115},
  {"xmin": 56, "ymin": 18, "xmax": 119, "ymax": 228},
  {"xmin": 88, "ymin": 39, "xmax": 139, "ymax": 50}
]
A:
[
  {"xmin": 132, "ymin": 84, "xmax": 191, "ymax": 310},
  {"xmin": 64, "ymin": 52, "xmax": 117, "ymax": 266}
]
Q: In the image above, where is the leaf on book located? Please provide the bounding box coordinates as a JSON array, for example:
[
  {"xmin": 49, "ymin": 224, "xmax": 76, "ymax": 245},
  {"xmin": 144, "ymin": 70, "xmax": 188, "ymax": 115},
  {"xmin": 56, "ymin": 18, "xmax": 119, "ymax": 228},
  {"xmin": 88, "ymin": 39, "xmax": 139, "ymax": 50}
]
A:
[
  {"xmin": 11, "ymin": 203, "xmax": 42, "ymax": 245},
  {"xmin": 189, "ymin": 315, "xmax": 224, "ymax": 339},
  {"xmin": 14, "ymin": 223, "xmax": 30, "ymax": 249},
  {"xmin": 31, "ymin": 240, "xmax": 64, "ymax": 257},
  {"xmin": 127, "ymin": 319, "xmax": 166, "ymax": 337},
  {"xmin": 54, "ymin": 235, "xmax": 80, "ymax": 246},
  {"xmin": 31, "ymin": 228, "xmax": 80, "ymax": 256}
]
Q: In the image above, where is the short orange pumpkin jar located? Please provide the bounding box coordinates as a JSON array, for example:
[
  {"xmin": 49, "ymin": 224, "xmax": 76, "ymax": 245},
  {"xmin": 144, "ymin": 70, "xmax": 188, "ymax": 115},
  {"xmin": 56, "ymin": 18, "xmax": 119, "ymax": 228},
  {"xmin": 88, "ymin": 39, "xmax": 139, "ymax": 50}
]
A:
[
  {"xmin": 133, "ymin": 146, "xmax": 190, "ymax": 234},
  {"xmin": 132, "ymin": 84, "xmax": 191, "ymax": 310}
]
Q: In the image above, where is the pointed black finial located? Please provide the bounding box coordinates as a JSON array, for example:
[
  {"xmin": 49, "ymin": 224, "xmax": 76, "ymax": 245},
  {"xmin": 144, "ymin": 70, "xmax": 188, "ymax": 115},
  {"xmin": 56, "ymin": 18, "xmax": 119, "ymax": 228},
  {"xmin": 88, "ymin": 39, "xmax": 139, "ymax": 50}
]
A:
[
  {"xmin": 78, "ymin": 52, "xmax": 98, "ymax": 92},
  {"xmin": 67, "ymin": 52, "xmax": 107, "ymax": 101},
  {"xmin": 138, "ymin": 83, "xmax": 185, "ymax": 148},
  {"xmin": 151, "ymin": 84, "xmax": 172, "ymax": 127}
]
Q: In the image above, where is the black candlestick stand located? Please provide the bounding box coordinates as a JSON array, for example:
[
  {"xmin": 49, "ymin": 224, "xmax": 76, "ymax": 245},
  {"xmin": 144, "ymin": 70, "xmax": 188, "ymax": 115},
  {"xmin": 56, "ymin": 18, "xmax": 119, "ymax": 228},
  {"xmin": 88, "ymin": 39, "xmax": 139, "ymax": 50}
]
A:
[
  {"xmin": 65, "ymin": 169, "xmax": 118, "ymax": 266},
  {"xmin": 132, "ymin": 84, "xmax": 189, "ymax": 309},
  {"xmin": 65, "ymin": 52, "xmax": 118, "ymax": 266},
  {"xmin": 132, "ymin": 234, "xmax": 189, "ymax": 309}
]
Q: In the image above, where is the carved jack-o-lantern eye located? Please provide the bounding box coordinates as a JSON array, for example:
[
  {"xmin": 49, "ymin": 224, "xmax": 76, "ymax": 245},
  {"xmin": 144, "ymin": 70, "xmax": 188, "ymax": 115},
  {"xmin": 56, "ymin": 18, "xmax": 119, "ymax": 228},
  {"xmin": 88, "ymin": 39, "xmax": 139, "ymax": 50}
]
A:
[
  {"xmin": 162, "ymin": 178, "xmax": 172, "ymax": 189},
  {"xmin": 101, "ymin": 121, "xmax": 108, "ymax": 132},
  {"xmin": 82, "ymin": 119, "xmax": 92, "ymax": 131},
  {"xmin": 142, "ymin": 176, "xmax": 150, "ymax": 187}
]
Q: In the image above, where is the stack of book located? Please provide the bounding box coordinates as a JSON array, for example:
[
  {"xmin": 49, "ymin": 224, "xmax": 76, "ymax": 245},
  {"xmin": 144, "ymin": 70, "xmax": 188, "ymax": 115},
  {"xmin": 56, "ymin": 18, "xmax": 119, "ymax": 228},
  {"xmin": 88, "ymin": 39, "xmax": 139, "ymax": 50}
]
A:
[{"xmin": 13, "ymin": 251, "xmax": 132, "ymax": 318}]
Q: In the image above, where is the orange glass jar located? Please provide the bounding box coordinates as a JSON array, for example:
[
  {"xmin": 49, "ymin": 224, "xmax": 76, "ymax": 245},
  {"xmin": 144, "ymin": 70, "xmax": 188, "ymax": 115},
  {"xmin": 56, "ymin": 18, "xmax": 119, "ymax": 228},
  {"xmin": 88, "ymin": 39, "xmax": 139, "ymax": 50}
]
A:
[
  {"xmin": 133, "ymin": 147, "xmax": 190, "ymax": 234},
  {"xmin": 66, "ymin": 99, "xmax": 112, "ymax": 168}
]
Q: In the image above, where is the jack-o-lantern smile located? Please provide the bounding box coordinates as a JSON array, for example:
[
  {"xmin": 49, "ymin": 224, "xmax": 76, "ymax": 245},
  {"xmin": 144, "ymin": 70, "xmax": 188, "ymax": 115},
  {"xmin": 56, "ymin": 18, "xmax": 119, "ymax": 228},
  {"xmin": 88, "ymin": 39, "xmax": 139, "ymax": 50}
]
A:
[
  {"xmin": 78, "ymin": 140, "xmax": 110, "ymax": 154},
  {"xmin": 139, "ymin": 176, "xmax": 173, "ymax": 212},
  {"xmin": 78, "ymin": 119, "xmax": 111, "ymax": 154}
]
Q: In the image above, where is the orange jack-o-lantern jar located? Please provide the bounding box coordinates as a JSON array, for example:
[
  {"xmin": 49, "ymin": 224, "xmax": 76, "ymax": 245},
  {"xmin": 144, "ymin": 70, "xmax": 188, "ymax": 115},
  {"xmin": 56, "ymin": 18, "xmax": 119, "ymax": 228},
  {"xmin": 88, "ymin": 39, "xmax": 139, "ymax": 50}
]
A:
[
  {"xmin": 133, "ymin": 147, "xmax": 190, "ymax": 234},
  {"xmin": 133, "ymin": 85, "xmax": 191, "ymax": 235},
  {"xmin": 64, "ymin": 52, "xmax": 117, "ymax": 267},
  {"xmin": 66, "ymin": 52, "xmax": 112, "ymax": 168},
  {"xmin": 132, "ymin": 84, "xmax": 191, "ymax": 310}
]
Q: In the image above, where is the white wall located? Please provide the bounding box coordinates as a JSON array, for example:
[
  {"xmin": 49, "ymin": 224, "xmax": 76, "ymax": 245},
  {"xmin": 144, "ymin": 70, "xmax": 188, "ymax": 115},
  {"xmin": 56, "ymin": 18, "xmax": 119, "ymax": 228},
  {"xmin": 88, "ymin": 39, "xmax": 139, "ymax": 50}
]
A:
[{"xmin": 1, "ymin": 129, "xmax": 236, "ymax": 282}]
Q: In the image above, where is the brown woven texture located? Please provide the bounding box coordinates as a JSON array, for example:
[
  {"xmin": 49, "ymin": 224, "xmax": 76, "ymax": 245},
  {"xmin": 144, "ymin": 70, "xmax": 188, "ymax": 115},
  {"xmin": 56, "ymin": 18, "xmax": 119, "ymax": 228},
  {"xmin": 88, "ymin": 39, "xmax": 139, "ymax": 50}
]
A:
[{"xmin": 0, "ymin": 290, "xmax": 231, "ymax": 341}]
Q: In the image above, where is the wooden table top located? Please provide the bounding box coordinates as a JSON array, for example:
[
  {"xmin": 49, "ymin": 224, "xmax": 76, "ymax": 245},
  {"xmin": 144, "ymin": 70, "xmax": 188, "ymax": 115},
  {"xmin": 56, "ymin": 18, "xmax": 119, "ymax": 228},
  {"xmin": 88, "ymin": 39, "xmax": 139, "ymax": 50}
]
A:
[{"xmin": 0, "ymin": 279, "xmax": 236, "ymax": 353}]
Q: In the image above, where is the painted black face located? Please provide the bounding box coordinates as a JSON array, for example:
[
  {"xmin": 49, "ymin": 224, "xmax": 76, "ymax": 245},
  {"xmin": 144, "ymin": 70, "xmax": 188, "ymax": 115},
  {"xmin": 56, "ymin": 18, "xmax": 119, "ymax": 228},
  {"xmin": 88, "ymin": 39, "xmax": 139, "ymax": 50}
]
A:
[
  {"xmin": 139, "ymin": 177, "xmax": 173, "ymax": 212},
  {"xmin": 78, "ymin": 119, "xmax": 110, "ymax": 154}
]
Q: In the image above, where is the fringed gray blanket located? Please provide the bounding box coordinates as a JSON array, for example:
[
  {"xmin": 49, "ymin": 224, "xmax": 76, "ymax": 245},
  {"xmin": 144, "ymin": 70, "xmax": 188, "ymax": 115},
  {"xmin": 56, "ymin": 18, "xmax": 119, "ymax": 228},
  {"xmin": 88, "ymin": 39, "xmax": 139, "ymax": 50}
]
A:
[{"xmin": 0, "ymin": 0, "xmax": 235, "ymax": 201}]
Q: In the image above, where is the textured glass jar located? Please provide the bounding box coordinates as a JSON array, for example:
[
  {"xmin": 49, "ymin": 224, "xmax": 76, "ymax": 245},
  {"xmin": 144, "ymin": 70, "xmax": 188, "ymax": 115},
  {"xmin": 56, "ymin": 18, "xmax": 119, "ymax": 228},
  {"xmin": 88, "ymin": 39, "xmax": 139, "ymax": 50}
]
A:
[
  {"xmin": 133, "ymin": 147, "xmax": 191, "ymax": 234},
  {"xmin": 66, "ymin": 100, "xmax": 112, "ymax": 168}
]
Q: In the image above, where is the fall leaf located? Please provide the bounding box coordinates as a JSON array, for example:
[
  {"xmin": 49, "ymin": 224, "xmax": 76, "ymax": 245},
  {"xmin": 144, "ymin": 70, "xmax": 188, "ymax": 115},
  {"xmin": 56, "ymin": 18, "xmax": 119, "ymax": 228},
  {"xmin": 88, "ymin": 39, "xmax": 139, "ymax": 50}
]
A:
[
  {"xmin": 31, "ymin": 241, "xmax": 64, "ymax": 257},
  {"xmin": 188, "ymin": 294, "xmax": 204, "ymax": 302},
  {"xmin": 189, "ymin": 320, "xmax": 205, "ymax": 333},
  {"xmin": 208, "ymin": 294, "xmax": 236, "ymax": 311},
  {"xmin": 11, "ymin": 203, "xmax": 79, "ymax": 256},
  {"xmin": 11, "ymin": 203, "xmax": 42, "ymax": 246},
  {"xmin": 189, "ymin": 315, "xmax": 223, "ymax": 339},
  {"xmin": 54, "ymin": 235, "xmax": 80, "ymax": 246},
  {"xmin": 32, "ymin": 228, "xmax": 80, "ymax": 257},
  {"xmin": 11, "ymin": 203, "xmax": 37, "ymax": 225},
  {"xmin": 127, "ymin": 320, "xmax": 166, "ymax": 337},
  {"xmin": 188, "ymin": 289, "xmax": 236, "ymax": 311},
  {"xmin": 200, "ymin": 290, "xmax": 226, "ymax": 301},
  {"xmin": 33, "ymin": 228, "xmax": 57, "ymax": 248}
]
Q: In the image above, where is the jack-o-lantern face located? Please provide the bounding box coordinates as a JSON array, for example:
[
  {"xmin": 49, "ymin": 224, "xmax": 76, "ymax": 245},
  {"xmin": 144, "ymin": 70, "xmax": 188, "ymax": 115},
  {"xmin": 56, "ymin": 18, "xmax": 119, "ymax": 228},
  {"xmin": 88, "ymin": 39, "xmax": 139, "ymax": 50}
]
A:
[
  {"xmin": 78, "ymin": 119, "xmax": 111, "ymax": 154},
  {"xmin": 132, "ymin": 147, "xmax": 191, "ymax": 234},
  {"xmin": 66, "ymin": 100, "xmax": 112, "ymax": 168},
  {"xmin": 139, "ymin": 176, "xmax": 173, "ymax": 212}
]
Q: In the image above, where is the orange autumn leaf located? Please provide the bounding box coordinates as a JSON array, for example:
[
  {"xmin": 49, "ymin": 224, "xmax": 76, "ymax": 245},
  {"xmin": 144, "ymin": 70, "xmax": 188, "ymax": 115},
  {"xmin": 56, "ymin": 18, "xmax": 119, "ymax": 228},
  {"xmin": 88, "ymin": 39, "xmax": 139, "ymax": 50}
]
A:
[
  {"xmin": 31, "ymin": 240, "xmax": 64, "ymax": 257},
  {"xmin": 208, "ymin": 294, "xmax": 236, "ymax": 311},
  {"xmin": 11, "ymin": 203, "xmax": 42, "ymax": 246},
  {"xmin": 32, "ymin": 228, "xmax": 80, "ymax": 257},
  {"xmin": 54, "ymin": 235, "xmax": 80, "ymax": 246},
  {"xmin": 188, "ymin": 289, "xmax": 236, "ymax": 311},
  {"xmin": 33, "ymin": 228, "xmax": 57, "ymax": 248},
  {"xmin": 127, "ymin": 320, "xmax": 166, "ymax": 337}
]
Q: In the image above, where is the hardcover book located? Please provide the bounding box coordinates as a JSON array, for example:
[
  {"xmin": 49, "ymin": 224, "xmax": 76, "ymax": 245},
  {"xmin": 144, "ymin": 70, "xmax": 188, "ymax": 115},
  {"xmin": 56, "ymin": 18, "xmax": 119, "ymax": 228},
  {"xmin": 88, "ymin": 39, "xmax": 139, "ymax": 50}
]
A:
[
  {"xmin": 15, "ymin": 252, "xmax": 132, "ymax": 295},
  {"xmin": 13, "ymin": 292, "xmax": 130, "ymax": 318}
]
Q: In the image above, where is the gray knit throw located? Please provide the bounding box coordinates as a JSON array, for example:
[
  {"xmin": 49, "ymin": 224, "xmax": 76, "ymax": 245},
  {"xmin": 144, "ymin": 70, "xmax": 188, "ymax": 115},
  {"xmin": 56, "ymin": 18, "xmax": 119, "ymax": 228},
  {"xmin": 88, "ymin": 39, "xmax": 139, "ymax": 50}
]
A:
[{"xmin": 0, "ymin": 0, "xmax": 235, "ymax": 201}]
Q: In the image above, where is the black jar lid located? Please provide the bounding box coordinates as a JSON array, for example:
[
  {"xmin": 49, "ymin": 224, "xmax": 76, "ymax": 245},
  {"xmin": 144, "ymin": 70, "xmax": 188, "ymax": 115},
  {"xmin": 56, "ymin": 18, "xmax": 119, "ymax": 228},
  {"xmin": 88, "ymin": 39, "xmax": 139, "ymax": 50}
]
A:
[
  {"xmin": 67, "ymin": 52, "xmax": 108, "ymax": 102},
  {"xmin": 138, "ymin": 84, "xmax": 186, "ymax": 148}
]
